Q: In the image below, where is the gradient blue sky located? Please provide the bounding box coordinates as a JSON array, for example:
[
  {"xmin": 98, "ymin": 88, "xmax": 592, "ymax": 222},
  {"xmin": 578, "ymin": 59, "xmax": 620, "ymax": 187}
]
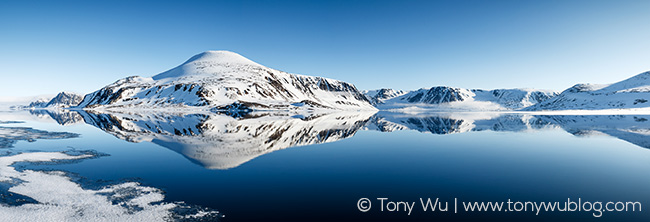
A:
[{"xmin": 1, "ymin": 0, "xmax": 649, "ymax": 99}]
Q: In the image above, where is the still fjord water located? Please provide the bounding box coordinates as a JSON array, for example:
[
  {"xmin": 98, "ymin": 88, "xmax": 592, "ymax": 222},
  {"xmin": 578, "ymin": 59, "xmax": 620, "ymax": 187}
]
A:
[{"xmin": 1, "ymin": 111, "xmax": 649, "ymax": 221}]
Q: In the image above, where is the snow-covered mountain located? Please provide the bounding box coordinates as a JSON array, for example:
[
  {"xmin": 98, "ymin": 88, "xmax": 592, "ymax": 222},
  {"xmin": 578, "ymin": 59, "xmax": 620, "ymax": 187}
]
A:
[
  {"xmin": 76, "ymin": 51, "xmax": 375, "ymax": 111},
  {"xmin": 45, "ymin": 92, "xmax": 84, "ymax": 108},
  {"xmin": 15, "ymin": 92, "xmax": 84, "ymax": 109},
  {"xmin": 372, "ymin": 86, "xmax": 557, "ymax": 111},
  {"xmin": 401, "ymin": 87, "xmax": 471, "ymax": 104},
  {"xmin": 525, "ymin": 71, "xmax": 650, "ymax": 111},
  {"xmin": 25, "ymin": 98, "xmax": 49, "ymax": 108},
  {"xmin": 484, "ymin": 89, "xmax": 558, "ymax": 109},
  {"xmin": 362, "ymin": 88, "xmax": 407, "ymax": 105}
]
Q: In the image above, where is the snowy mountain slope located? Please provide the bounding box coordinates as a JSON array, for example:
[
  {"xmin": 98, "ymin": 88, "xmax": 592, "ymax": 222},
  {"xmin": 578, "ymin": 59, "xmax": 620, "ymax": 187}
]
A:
[
  {"xmin": 478, "ymin": 89, "xmax": 558, "ymax": 109},
  {"xmin": 15, "ymin": 92, "xmax": 83, "ymax": 109},
  {"xmin": 375, "ymin": 87, "xmax": 557, "ymax": 111},
  {"xmin": 77, "ymin": 110, "xmax": 375, "ymax": 169},
  {"xmin": 401, "ymin": 87, "xmax": 473, "ymax": 104},
  {"xmin": 25, "ymin": 98, "xmax": 49, "ymax": 108},
  {"xmin": 45, "ymin": 92, "xmax": 84, "ymax": 108},
  {"xmin": 362, "ymin": 88, "xmax": 408, "ymax": 105},
  {"xmin": 525, "ymin": 71, "xmax": 650, "ymax": 110},
  {"xmin": 76, "ymin": 51, "xmax": 376, "ymax": 111}
]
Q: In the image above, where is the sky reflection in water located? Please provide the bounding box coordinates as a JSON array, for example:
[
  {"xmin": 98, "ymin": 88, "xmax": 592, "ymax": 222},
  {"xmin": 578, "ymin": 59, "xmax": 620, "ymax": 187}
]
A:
[{"xmin": 1, "ymin": 110, "xmax": 649, "ymax": 221}]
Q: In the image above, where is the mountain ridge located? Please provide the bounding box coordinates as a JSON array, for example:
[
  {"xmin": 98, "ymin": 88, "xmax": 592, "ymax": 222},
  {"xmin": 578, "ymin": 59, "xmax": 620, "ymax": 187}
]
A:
[
  {"xmin": 75, "ymin": 51, "xmax": 376, "ymax": 111},
  {"xmin": 12, "ymin": 50, "xmax": 650, "ymax": 112},
  {"xmin": 12, "ymin": 92, "xmax": 84, "ymax": 109},
  {"xmin": 363, "ymin": 87, "xmax": 558, "ymax": 111},
  {"xmin": 525, "ymin": 71, "xmax": 650, "ymax": 111}
]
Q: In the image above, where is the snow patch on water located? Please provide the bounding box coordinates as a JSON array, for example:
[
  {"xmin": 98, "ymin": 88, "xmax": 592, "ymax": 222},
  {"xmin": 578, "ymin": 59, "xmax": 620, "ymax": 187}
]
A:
[{"xmin": 0, "ymin": 151, "xmax": 221, "ymax": 222}]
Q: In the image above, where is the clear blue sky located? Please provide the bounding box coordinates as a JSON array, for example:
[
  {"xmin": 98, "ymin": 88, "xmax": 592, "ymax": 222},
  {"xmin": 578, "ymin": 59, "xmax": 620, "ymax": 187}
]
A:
[{"xmin": 1, "ymin": 0, "xmax": 649, "ymax": 98}]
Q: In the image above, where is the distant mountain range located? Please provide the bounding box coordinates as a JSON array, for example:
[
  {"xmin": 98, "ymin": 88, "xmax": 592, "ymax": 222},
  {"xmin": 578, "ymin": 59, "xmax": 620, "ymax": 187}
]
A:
[
  {"xmin": 524, "ymin": 71, "xmax": 650, "ymax": 110},
  {"xmin": 362, "ymin": 88, "xmax": 408, "ymax": 105},
  {"xmin": 13, "ymin": 92, "xmax": 83, "ymax": 109},
  {"xmin": 13, "ymin": 51, "xmax": 650, "ymax": 112},
  {"xmin": 365, "ymin": 87, "xmax": 558, "ymax": 111}
]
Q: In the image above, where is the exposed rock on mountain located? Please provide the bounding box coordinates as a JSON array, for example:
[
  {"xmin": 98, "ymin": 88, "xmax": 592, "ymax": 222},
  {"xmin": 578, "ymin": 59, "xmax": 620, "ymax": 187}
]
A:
[
  {"xmin": 362, "ymin": 88, "xmax": 407, "ymax": 105},
  {"xmin": 526, "ymin": 71, "xmax": 650, "ymax": 110},
  {"xmin": 368, "ymin": 87, "xmax": 557, "ymax": 111},
  {"xmin": 76, "ymin": 51, "xmax": 376, "ymax": 111},
  {"xmin": 482, "ymin": 89, "xmax": 558, "ymax": 109},
  {"xmin": 16, "ymin": 92, "xmax": 83, "ymax": 109},
  {"xmin": 402, "ymin": 87, "xmax": 473, "ymax": 104}
]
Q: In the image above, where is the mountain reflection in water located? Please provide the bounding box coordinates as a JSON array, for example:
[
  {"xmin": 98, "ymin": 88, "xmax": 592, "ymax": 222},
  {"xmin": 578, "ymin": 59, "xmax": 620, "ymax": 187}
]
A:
[{"xmin": 27, "ymin": 109, "xmax": 650, "ymax": 169}]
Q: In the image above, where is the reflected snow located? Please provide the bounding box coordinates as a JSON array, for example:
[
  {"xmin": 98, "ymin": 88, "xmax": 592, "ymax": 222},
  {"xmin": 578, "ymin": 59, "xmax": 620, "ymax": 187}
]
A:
[
  {"xmin": 2, "ymin": 110, "xmax": 649, "ymax": 221},
  {"xmin": 23, "ymin": 110, "xmax": 650, "ymax": 170},
  {"xmin": 0, "ymin": 124, "xmax": 222, "ymax": 221}
]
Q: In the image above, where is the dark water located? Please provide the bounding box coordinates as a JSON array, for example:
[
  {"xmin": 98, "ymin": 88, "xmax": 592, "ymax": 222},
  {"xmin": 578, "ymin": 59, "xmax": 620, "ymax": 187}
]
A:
[{"xmin": 1, "ymin": 110, "xmax": 649, "ymax": 221}]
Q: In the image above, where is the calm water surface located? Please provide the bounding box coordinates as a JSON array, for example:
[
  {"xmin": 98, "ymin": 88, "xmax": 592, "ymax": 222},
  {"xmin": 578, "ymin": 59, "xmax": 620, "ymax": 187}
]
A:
[{"xmin": 1, "ymin": 110, "xmax": 649, "ymax": 221}]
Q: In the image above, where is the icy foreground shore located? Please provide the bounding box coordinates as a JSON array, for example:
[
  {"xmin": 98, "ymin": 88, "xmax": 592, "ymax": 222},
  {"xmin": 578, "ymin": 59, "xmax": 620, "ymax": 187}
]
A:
[{"xmin": 0, "ymin": 151, "xmax": 221, "ymax": 222}]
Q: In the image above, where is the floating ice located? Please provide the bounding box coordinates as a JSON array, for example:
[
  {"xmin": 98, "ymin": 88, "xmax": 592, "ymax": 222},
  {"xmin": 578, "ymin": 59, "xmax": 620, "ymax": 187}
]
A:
[
  {"xmin": 0, "ymin": 125, "xmax": 79, "ymax": 148},
  {"xmin": 0, "ymin": 151, "xmax": 221, "ymax": 222}
]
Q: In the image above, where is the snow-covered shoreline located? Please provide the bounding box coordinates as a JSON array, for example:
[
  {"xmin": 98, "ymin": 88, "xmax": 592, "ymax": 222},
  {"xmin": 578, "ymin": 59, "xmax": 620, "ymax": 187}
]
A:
[{"xmin": 0, "ymin": 150, "xmax": 222, "ymax": 221}]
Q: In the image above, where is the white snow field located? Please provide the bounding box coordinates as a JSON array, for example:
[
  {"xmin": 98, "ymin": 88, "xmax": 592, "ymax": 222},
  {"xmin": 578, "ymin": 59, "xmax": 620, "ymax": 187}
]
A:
[
  {"xmin": 0, "ymin": 151, "xmax": 219, "ymax": 222},
  {"xmin": 526, "ymin": 71, "xmax": 650, "ymax": 111}
]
